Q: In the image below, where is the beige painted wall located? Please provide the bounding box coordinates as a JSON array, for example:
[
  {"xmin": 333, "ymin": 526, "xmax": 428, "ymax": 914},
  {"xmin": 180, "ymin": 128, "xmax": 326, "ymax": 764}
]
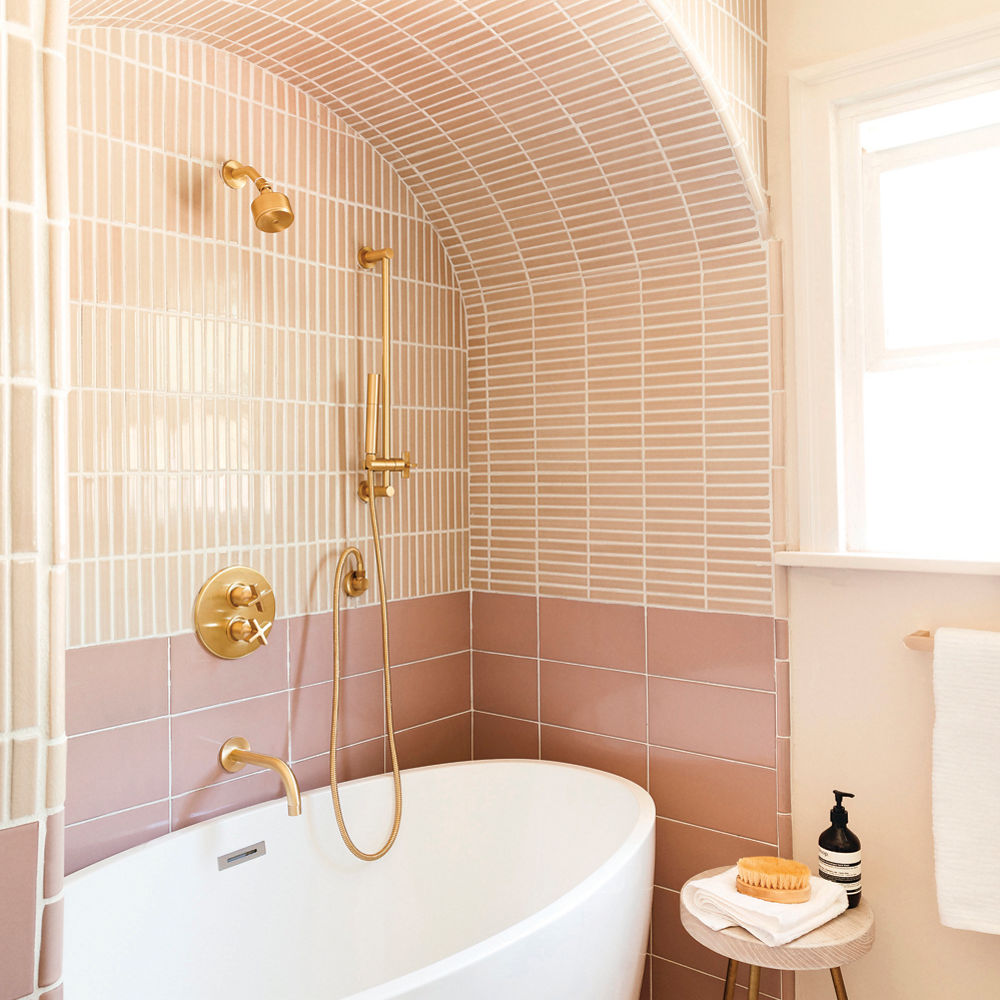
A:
[
  {"xmin": 788, "ymin": 570, "xmax": 1000, "ymax": 997},
  {"xmin": 769, "ymin": 1, "xmax": 1000, "ymax": 996}
]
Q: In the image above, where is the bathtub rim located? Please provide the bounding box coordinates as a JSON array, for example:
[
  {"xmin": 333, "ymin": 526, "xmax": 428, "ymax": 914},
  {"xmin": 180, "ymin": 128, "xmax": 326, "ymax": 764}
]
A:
[{"xmin": 65, "ymin": 758, "xmax": 656, "ymax": 998}]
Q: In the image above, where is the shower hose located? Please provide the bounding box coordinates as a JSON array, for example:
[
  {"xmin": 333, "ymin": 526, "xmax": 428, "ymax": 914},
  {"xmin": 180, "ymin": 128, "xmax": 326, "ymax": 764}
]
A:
[{"xmin": 328, "ymin": 466, "xmax": 402, "ymax": 860}]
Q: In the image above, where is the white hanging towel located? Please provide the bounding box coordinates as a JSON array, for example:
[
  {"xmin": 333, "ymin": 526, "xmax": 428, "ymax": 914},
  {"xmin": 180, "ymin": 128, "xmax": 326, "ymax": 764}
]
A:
[{"xmin": 933, "ymin": 627, "xmax": 1000, "ymax": 934}]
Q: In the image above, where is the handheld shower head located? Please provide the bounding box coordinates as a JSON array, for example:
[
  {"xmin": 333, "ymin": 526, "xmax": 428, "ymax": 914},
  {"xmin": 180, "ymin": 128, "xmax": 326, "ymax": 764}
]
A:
[{"xmin": 222, "ymin": 160, "xmax": 294, "ymax": 233}]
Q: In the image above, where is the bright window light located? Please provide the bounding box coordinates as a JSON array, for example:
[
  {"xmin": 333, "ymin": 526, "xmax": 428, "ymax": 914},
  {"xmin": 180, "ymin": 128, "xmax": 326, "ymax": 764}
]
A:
[
  {"xmin": 862, "ymin": 360, "xmax": 1000, "ymax": 559},
  {"xmin": 859, "ymin": 88, "xmax": 1000, "ymax": 151},
  {"xmin": 877, "ymin": 146, "xmax": 1000, "ymax": 353},
  {"xmin": 854, "ymin": 93, "xmax": 1000, "ymax": 559}
]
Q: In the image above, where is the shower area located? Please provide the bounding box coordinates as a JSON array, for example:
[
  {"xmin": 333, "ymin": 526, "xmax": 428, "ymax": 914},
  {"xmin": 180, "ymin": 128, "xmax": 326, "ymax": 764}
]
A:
[{"xmin": 2, "ymin": 1, "xmax": 787, "ymax": 998}]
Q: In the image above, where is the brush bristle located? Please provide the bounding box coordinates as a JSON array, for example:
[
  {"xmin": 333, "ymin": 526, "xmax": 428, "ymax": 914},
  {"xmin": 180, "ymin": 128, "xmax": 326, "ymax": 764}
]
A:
[{"xmin": 736, "ymin": 856, "xmax": 810, "ymax": 891}]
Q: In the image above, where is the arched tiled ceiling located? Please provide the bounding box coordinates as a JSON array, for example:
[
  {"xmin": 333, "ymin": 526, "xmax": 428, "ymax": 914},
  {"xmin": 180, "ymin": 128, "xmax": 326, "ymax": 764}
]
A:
[
  {"xmin": 645, "ymin": 0, "xmax": 767, "ymax": 212},
  {"xmin": 67, "ymin": 1, "xmax": 775, "ymax": 608},
  {"xmin": 68, "ymin": 0, "xmax": 765, "ymax": 313}
]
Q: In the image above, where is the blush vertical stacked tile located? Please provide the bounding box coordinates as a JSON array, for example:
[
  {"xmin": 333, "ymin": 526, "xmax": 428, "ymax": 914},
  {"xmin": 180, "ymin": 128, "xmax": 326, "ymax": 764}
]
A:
[{"xmin": 64, "ymin": 28, "xmax": 468, "ymax": 649}]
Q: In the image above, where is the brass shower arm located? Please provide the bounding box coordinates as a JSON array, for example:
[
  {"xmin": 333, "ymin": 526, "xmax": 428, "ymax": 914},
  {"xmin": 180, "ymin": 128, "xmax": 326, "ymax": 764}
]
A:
[{"xmin": 221, "ymin": 159, "xmax": 271, "ymax": 190}]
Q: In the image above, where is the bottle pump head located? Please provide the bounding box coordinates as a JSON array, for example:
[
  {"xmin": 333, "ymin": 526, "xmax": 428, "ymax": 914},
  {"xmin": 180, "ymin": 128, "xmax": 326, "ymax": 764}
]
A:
[{"xmin": 830, "ymin": 789, "xmax": 854, "ymax": 825}]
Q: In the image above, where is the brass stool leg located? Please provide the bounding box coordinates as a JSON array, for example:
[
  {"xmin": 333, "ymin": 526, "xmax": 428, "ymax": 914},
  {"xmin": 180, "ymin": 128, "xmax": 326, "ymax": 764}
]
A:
[
  {"xmin": 830, "ymin": 967, "xmax": 849, "ymax": 1000},
  {"xmin": 722, "ymin": 959, "xmax": 738, "ymax": 1000},
  {"xmin": 748, "ymin": 964, "xmax": 761, "ymax": 1000}
]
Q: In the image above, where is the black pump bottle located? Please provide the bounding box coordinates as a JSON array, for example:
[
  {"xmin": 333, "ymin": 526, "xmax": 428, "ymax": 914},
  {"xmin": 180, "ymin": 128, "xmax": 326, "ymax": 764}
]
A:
[{"xmin": 818, "ymin": 790, "xmax": 862, "ymax": 908}]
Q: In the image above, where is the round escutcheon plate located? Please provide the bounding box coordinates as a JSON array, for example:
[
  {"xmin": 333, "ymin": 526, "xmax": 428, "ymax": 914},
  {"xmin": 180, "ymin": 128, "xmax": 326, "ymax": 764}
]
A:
[{"xmin": 193, "ymin": 565, "xmax": 276, "ymax": 659}]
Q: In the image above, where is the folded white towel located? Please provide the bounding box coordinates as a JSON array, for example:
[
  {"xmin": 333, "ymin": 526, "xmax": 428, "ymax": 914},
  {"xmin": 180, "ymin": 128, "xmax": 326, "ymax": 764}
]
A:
[
  {"xmin": 933, "ymin": 628, "xmax": 1000, "ymax": 934},
  {"xmin": 683, "ymin": 866, "xmax": 848, "ymax": 947}
]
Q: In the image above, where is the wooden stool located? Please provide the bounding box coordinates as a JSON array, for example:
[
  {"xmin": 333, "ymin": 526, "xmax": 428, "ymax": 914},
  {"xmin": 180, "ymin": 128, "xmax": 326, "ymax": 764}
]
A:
[{"xmin": 679, "ymin": 867, "xmax": 874, "ymax": 1000}]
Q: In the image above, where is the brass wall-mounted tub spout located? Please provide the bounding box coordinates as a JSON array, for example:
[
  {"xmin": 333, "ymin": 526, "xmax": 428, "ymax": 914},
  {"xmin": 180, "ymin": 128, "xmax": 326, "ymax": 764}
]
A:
[{"xmin": 219, "ymin": 737, "xmax": 302, "ymax": 816}]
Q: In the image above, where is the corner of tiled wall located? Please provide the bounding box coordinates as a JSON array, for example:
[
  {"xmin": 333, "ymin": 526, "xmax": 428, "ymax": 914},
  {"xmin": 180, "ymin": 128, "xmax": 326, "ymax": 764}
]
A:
[
  {"xmin": 1, "ymin": 2, "xmax": 69, "ymax": 998},
  {"xmin": 767, "ymin": 235, "xmax": 792, "ymax": 847},
  {"xmin": 653, "ymin": 0, "xmax": 769, "ymax": 221},
  {"xmin": 771, "ymin": 233, "xmax": 794, "ymax": 1000}
]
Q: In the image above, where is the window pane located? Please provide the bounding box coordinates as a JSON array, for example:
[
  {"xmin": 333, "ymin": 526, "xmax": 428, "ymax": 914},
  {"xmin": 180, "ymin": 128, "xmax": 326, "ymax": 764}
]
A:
[
  {"xmin": 860, "ymin": 88, "xmax": 1000, "ymax": 151},
  {"xmin": 879, "ymin": 146, "xmax": 1000, "ymax": 352},
  {"xmin": 862, "ymin": 359, "xmax": 1000, "ymax": 559}
]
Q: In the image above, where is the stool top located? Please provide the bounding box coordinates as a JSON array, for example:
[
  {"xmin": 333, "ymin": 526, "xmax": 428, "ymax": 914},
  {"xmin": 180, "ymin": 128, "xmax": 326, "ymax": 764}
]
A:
[{"xmin": 679, "ymin": 867, "xmax": 875, "ymax": 972}]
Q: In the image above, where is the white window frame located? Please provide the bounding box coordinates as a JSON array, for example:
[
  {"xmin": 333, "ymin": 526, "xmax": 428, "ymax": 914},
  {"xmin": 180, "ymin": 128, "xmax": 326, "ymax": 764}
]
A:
[{"xmin": 784, "ymin": 15, "xmax": 1000, "ymax": 571}]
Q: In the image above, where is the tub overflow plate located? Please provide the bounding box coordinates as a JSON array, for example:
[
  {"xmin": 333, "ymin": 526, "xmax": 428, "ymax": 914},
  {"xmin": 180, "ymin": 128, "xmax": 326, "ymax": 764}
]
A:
[{"xmin": 217, "ymin": 840, "xmax": 267, "ymax": 871}]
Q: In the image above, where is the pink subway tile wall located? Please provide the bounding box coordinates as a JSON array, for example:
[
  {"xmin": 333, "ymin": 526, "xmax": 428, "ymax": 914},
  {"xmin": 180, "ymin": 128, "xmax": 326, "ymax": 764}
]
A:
[
  {"xmin": 64, "ymin": 592, "xmax": 472, "ymax": 874},
  {"xmin": 65, "ymin": 28, "xmax": 468, "ymax": 647},
  {"xmin": 62, "ymin": 4, "xmax": 773, "ymax": 624},
  {"xmin": 2, "ymin": 2, "xmax": 70, "ymax": 997},
  {"xmin": 0, "ymin": 823, "xmax": 39, "ymax": 1000},
  {"xmin": 51, "ymin": 8, "xmax": 785, "ymax": 1000},
  {"xmin": 472, "ymin": 591, "xmax": 790, "ymax": 997}
]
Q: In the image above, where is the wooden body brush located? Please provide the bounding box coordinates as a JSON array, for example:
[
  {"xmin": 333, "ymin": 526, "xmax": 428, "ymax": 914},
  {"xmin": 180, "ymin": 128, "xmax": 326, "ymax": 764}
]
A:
[{"xmin": 736, "ymin": 856, "xmax": 812, "ymax": 903}]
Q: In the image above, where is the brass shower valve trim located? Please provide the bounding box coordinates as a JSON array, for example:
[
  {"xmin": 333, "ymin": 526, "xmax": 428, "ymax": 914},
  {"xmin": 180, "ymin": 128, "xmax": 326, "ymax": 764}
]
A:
[{"xmin": 194, "ymin": 566, "xmax": 276, "ymax": 659}]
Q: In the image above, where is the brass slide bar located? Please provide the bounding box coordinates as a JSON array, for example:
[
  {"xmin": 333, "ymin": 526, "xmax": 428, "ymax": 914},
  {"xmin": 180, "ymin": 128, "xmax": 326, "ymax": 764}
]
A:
[
  {"xmin": 357, "ymin": 246, "xmax": 414, "ymax": 501},
  {"xmin": 359, "ymin": 246, "xmax": 394, "ymax": 496}
]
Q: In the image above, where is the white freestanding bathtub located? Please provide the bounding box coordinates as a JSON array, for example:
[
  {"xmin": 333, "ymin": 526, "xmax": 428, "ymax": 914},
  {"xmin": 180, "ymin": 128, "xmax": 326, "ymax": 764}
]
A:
[{"xmin": 64, "ymin": 759, "xmax": 655, "ymax": 999}]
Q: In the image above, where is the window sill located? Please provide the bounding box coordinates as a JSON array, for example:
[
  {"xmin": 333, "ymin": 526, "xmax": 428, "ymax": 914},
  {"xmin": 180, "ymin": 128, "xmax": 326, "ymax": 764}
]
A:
[{"xmin": 774, "ymin": 551, "xmax": 1000, "ymax": 575}]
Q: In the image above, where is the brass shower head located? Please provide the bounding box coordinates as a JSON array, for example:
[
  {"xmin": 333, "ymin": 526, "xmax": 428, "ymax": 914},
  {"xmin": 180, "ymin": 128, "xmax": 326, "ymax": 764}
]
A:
[
  {"xmin": 221, "ymin": 159, "xmax": 294, "ymax": 233},
  {"xmin": 250, "ymin": 189, "xmax": 294, "ymax": 233}
]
